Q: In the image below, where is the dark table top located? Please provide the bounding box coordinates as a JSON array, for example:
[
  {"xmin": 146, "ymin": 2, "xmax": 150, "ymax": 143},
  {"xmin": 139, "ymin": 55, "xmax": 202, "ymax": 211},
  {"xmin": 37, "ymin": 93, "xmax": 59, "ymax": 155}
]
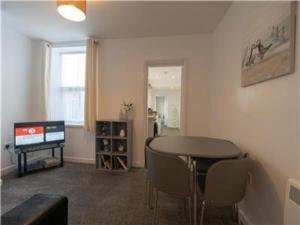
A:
[{"xmin": 149, "ymin": 136, "xmax": 242, "ymax": 159}]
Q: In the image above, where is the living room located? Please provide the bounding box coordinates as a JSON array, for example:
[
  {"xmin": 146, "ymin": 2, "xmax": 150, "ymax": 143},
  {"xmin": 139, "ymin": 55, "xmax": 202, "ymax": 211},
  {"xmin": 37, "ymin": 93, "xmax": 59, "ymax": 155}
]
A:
[{"xmin": 1, "ymin": 1, "xmax": 300, "ymax": 225}]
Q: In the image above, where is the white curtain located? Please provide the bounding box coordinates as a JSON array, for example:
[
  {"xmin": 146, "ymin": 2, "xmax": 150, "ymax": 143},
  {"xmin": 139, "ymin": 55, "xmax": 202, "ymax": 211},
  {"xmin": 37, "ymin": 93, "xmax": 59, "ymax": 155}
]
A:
[
  {"xmin": 84, "ymin": 39, "xmax": 99, "ymax": 132},
  {"xmin": 41, "ymin": 42, "xmax": 52, "ymax": 120}
]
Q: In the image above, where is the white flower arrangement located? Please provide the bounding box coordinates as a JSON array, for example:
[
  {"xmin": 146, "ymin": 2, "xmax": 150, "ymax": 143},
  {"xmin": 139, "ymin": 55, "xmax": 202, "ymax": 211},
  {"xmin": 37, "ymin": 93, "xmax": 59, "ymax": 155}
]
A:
[{"xmin": 122, "ymin": 101, "xmax": 134, "ymax": 112}]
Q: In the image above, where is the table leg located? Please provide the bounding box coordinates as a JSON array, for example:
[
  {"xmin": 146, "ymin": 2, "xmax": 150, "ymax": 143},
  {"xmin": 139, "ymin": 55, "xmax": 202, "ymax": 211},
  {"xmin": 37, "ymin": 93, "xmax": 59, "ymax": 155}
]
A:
[
  {"xmin": 60, "ymin": 147, "xmax": 64, "ymax": 167},
  {"xmin": 23, "ymin": 152, "xmax": 27, "ymax": 173},
  {"xmin": 52, "ymin": 148, "xmax": 55, "ymax": 158},
  {"xmin": 193, "ymin": 160, "xmax": 197, "ymax": 225},
  {"xmin": 18, "ymin": 153, "xmax": 22, "ymax": 177}
]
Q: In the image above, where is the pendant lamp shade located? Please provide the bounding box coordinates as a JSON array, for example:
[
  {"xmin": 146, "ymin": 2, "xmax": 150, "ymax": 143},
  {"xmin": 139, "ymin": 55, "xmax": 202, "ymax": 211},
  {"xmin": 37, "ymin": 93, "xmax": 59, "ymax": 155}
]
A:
[{"xmin": 57, "ymin": 0, "xmax": 86, "ymax": 22}]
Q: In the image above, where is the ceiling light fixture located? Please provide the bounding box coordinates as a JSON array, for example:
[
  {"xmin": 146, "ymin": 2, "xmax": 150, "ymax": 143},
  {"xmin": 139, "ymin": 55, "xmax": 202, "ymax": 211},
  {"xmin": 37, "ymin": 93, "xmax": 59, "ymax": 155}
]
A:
[{"xmin": 57, "ymin": 0, "xmax": 86, "ymax": 22}]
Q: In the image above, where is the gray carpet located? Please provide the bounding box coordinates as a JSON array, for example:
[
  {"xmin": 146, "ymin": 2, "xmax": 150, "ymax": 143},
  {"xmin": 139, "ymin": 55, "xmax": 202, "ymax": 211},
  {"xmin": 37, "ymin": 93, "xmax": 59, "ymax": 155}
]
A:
[{"xmin": 1, "ymin": 163, "xmax": 236, "ymax": 225}]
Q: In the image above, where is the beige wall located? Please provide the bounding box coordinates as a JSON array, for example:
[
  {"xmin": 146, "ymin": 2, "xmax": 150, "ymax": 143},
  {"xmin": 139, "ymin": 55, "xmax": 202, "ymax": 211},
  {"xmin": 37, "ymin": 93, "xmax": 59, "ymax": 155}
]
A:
[
  {"xmin": 0, "ymin": 4, "xmax": 2, "ymax": 176},
  {"xmin": 64, "ymin": 34, "xmax": 211, "ymax": 166},
  {"xmin": 209, "ymin": 2, "xmax": 300, "ymax": 224}
]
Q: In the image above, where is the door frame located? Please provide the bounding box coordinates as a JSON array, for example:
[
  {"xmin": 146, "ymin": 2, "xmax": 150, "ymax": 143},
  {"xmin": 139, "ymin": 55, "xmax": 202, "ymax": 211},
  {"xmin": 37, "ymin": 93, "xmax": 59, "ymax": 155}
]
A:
[{"xmin": 143, "ymin": 59, "xmax": 188, "ymax": 142}]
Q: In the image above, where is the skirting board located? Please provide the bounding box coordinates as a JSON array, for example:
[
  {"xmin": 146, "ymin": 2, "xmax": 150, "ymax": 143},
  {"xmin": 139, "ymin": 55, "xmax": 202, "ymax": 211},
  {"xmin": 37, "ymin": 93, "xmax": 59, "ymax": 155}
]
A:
[
  {"xmin": 64, "ymin": 156, "xmax": 95, "ymax": 164},
  {"xmin": 132, "ymin": 161, "xmax": 144, "ymax": 168},
  {"xmin": 1, "ymin": 164, "xmax": 17, "ymax": 176},
  {"xmin": 1, "ymin": 155, "xmax": 45, "ymax": 177},
  {"xmin": 64, "ymin": 157, "xmax": 145, "ymax": 168},
  {"xmin": 1, "ymin": 157, "xmax": 144, "ymax": 175}
]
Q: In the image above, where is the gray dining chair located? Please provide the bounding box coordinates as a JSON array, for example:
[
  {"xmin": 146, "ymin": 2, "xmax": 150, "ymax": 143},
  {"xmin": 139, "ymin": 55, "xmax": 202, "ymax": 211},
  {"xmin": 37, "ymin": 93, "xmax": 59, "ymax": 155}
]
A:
[
  {"xmin": 146, "ymin": 146, "xmax": 193, "ymax": 225},
  {"xmin": 145, "ymin": 136, "xmax": 156, "ymax": 208},
  {"xmin": 198, "ymin": 154, "xmax": 249, "ymax": 225},
  {"xmin": 194, "ymin": 140, "xmax": 236, "ymax": 174}
]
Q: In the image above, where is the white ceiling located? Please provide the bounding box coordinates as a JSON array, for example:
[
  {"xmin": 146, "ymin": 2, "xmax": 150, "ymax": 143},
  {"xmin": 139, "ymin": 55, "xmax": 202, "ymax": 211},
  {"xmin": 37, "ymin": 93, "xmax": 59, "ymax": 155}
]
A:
[
  {"xmin": 2, "ymin": 1, "xmax": 231, "ymax": 42},
  {"xmin": 148, "ymin": 66, "xmax": 182, "ymax": 90}
]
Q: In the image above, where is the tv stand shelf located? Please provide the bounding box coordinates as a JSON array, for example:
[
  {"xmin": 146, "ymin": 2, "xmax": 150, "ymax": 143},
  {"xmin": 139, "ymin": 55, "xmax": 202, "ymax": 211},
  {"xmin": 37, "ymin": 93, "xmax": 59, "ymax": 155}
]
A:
[{"xmin": 15, "ymin": 143, "xmax": 64, "ymax": 177}]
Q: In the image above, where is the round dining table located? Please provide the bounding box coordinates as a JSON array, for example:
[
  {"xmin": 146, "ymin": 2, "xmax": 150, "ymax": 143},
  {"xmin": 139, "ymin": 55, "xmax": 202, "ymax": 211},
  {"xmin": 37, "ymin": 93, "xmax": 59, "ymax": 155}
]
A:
[{"xmin": 149, "ymin": 136, "xmax": 242, "ymax": 225}]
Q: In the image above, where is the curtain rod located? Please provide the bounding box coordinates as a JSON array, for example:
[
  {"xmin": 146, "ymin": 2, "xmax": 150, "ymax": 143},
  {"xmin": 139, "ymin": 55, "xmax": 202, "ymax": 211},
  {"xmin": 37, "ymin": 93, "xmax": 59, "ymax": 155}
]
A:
[
  {"xmin": 49, "ymin": 39, "xmax": 99, "ymax": 47},
  {"xmin": 51, "ymin": 40, "xmax": 86, "ymax": 48}
]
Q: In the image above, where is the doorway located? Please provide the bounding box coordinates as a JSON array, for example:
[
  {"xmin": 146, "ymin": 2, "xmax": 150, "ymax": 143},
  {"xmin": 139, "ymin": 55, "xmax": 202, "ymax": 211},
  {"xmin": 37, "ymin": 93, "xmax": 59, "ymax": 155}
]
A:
[
  {"xmin": 155, "ymin": 96, "xmax": 167, "ymax": 126},
  {"xmin": 146, "ymin": 64, "xmax": 184, "ymax": 137}
]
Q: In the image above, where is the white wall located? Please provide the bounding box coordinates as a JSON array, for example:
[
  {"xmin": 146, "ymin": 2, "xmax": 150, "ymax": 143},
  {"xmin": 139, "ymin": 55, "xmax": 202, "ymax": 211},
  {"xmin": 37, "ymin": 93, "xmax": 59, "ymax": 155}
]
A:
[
  {"xmin": 65, "ymin": 34, "xmax": 211, "ymax": 166},
  {"xmin": 0, "ymin": 4, "xmax": 2, "ymax": 179},
  {"xmin": 1, "ymin": 21, "xmax": 44, "ymax": 173},
  {"xmin": 64, "ymin": 127, "xmax": 95, "ymax": 164},
  {"xmin": 149, "ymin": 88, "xmax": 181, "ymax": 128},
  {"xmin": 209, "ymin": 2, "xmax": 300, "ymax": 225}
]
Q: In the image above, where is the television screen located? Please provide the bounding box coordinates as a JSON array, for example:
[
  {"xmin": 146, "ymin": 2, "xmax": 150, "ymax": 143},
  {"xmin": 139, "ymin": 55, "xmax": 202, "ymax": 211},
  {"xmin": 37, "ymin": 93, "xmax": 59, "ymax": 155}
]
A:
[
  {"xmin": 14, "ymin": 121, "xmax": 65, "ymax": 148},
  {"xmin": 15, "ymin": 126, "xmax": 44, "ymax": 146},
  {"xmin": 45, "ymin": 124, "xmax": 65, "ymax": 142}
]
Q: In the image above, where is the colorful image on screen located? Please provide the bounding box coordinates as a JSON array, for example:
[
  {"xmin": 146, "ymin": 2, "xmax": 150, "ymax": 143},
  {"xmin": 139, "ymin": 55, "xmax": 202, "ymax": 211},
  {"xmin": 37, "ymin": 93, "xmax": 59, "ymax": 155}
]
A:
[
  {"xmin": 45, "ymin": 125, "xmax": 64, "ymax": 142},
  {"xmin": 15, "ymin": 126, "xmax": 44, "ymax": 146}
]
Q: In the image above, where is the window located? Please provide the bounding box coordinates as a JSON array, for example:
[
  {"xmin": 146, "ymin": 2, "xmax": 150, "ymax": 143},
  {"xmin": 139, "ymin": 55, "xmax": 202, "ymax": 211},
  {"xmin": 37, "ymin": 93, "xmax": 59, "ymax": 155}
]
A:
[
  {"xmin": 60, "ymin": 53, "xmax": 86, "ymax": 125},
  {"xmin": 48, "ymin": 46, "xmax": 86, "ymax": 126}
]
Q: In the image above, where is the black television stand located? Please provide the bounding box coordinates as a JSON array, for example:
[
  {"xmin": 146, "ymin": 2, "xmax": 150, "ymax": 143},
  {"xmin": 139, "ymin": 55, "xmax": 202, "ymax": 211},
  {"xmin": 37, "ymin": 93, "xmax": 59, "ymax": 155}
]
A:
[{"xmin": 16, "ymin": 143, "xmax": 64, "ymax": 177}]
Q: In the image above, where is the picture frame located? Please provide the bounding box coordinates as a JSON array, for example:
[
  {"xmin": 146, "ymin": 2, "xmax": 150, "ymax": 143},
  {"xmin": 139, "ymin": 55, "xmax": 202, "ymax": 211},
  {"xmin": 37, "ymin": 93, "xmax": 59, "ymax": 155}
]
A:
[{"xmin": 241, "ymin": 2, "xmax": 296, "ymax": 87}]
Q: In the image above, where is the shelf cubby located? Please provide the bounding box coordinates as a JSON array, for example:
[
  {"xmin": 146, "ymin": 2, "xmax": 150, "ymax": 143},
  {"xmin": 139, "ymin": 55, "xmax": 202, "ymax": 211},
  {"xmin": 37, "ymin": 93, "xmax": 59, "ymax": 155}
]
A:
[
  {"xmin": 96, "ymin": 138, "xmax": 111, "ymax": 153},
  {"xmin": 96, "ymin": 121, "xmax": 112, "ymax": 137},
  {"xmin": 112, "ymin": 121, "xmax": 128, "ymax": 137},
  {"xmin": 112, "ymin": 155, "xmax": 128, "ymax": 171}
]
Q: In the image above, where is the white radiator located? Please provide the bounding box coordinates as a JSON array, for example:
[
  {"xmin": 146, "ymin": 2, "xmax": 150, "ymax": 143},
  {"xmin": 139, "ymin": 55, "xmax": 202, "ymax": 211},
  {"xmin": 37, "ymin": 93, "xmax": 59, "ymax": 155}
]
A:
[{"xmin": 284, "ymin": 179, "xmax": 300, "ymax": 225}]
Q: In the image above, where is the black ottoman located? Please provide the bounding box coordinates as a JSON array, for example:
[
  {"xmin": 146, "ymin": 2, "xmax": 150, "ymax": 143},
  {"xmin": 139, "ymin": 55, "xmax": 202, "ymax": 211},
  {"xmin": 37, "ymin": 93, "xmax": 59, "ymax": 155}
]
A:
[{"xmin": 1, "ymin": 194, "xmax": 68, "ymax": 225}]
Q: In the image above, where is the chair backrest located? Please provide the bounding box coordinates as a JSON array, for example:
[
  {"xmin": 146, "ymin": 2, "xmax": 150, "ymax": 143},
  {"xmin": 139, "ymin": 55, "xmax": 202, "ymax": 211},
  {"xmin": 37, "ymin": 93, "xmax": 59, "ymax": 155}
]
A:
[
  {"xmin": 146, "ymin": 147, "xmax": 192, "ymax": 197},
  {"xmin": 204, "ymin": 156, "xmax": 249, "ymax": 206},
  {"xmin": 145, "ymin": 136, "xmax": 155, "ymax": 147},
  {"xmin": 144, "ymin": 137, "xmax": 156, "ymax": 168}
]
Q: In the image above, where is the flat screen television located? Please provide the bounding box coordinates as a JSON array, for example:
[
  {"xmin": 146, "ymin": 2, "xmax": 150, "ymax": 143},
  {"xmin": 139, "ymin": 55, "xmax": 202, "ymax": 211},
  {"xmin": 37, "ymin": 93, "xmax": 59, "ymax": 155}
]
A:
[{"xmin": 14, "ymin": 121, "xmax": 65, "ymax": 148}]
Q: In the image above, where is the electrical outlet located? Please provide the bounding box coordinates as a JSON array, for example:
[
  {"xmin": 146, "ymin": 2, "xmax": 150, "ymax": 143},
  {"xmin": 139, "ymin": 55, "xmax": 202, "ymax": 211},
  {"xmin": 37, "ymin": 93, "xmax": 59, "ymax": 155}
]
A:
[
  {"xmin": 247, "ymin": 172, "xmax": 253, "ymax": 185},
  {"xmin": 4, "ymin": 140, "xmax": 14, "ymax": 150}
]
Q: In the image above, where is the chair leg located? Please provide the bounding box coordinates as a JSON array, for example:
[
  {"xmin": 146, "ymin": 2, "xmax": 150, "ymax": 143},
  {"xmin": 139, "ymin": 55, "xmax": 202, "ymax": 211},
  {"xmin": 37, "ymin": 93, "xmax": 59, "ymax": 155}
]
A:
[
  {"xmin": 193, "ymin": 164, "xmax": 198, "ymax": 225},
  {"xmin": 145, "ymin": 178, "xmax": 148, "ymax": 205},
  {"xmin": 146, "ymin": 179, "xmax": 153, "ymax": 209},
  {"xmin": 184, "ymin": 198, "xmax": 188, "ymax": 220},
  {"xmin": 200, "ymin": 201, "xmax": 206, "ymax": 225},
  {"xmin": 238, "ymin": 210, "xmax": 242, "ymax": 225},
  {"xmin": 153, "ymin": 189, "xmax": 159, "ymax": 225},
  {"xmin": 193, "ymin": 194, "xmax": 197, "ymax": 225},
  {"xmin": 148, "ymin": 183, "xmax": 153, "ymax": 209},
  {"xmin": 232, "ymin": 203, "xmax": 238, "ymax": 222},
  {"xmin": 188, "ymin": 197, "xmax": 192, "ymax": 225}
]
